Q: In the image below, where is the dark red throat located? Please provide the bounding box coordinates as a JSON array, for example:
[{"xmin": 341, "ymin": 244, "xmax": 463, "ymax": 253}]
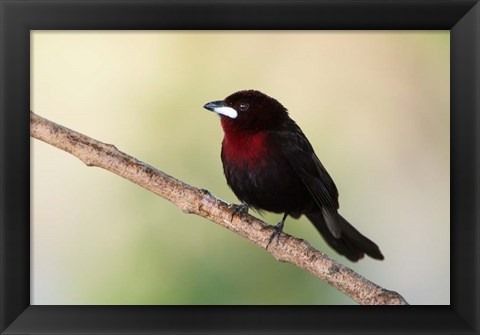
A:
[{"xmin": 221, "ymin": 121, "xmax": 269, "ymax": 168}]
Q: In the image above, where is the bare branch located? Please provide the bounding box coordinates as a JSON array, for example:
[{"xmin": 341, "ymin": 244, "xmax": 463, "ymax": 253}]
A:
[{"xmin": 30, "ymin": 111, "xmax": 408, "ymax": 305}]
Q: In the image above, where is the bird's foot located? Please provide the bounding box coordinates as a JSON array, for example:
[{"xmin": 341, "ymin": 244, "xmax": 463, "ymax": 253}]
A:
[
  {"xmin": 266, "ymin": 220, "xmax": 285, "ymax": 249},
  {"xmin": 228, "ymin": 203, "xmax": 249, "ymax": 222}
]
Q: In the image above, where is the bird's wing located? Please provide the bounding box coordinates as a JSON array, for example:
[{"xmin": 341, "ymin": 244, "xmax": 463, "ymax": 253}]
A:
[{"xmin": 273, "ymin": 126, "xmax": 342, "ymax": 238}]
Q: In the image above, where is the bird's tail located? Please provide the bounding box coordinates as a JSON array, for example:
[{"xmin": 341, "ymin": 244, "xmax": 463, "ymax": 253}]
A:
[{"xmin": 305, "ymin": 212, "xmax": 384, "ymax": 262}]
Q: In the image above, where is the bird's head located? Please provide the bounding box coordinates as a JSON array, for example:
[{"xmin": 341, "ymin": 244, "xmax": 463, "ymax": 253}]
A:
[{"xmin": 204, "ymin": 90, "xmax": 288, "ymax": 132}]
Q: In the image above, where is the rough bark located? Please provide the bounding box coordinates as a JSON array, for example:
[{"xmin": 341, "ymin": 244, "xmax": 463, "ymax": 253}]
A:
[{"xmin": 30, "ymin": 111, "xmax": 408, "ymax": 305}]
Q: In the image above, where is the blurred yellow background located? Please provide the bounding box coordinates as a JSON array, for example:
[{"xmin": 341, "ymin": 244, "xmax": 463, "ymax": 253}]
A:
[{"xmin": 31, "ymin": 31, "xmax": 449, "ymax": 305}]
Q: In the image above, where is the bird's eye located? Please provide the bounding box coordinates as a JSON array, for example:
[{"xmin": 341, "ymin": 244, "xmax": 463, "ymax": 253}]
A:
[{"xmin": 239, "ymin": 103, "xmax": 249, "ymax": 112}]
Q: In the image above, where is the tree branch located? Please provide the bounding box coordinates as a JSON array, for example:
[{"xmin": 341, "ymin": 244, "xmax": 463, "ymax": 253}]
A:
[{"xmin": 30, "ymin": 111, "xmax": 408, "ymax": 305}]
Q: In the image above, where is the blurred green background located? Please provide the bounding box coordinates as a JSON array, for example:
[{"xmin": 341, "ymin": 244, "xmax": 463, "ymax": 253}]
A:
[{"xmin": 31, "ymin": 31, "xmax": 449, "ymax": 305}]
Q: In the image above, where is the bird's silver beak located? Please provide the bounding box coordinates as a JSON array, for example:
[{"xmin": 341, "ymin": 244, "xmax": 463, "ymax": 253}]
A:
[{"xmin": 203, "ymin": 100, "xmax": 238, "ymax": 119}]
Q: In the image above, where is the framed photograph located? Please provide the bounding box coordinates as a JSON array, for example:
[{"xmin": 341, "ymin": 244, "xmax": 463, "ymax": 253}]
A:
[{"xmin": 1, "ymin": 0, "xmax": 478, "ymax": 334}]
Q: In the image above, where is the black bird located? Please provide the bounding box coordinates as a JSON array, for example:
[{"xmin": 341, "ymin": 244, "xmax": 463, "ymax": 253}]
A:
[{"xmin": 204, "ymin": 90, "xmax": 384, "ymax": 261}]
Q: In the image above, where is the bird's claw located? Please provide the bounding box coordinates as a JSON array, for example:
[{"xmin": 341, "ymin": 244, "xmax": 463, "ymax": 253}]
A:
[
  {"xmin": 228, "ymin": 203, "xmax": 249, "ymax": 222},
  {"xmin": 266, "ymin": 220, "xmax": 285, "ymax": 249}
]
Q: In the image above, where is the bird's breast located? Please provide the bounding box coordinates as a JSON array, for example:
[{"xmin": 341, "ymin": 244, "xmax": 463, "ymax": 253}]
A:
[
  {"xmin": 220, "ymin": 131, "xmax": 313, "ymax": 214},
  {"xmin": 221, "ymin": 131, "xmax": 269, "ymax": 168}
]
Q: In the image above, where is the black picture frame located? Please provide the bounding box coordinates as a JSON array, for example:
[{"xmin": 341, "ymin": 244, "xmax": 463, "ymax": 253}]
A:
[{"xmin": 1, "ymin": 0, "xmax": 479, "ymax": 334}]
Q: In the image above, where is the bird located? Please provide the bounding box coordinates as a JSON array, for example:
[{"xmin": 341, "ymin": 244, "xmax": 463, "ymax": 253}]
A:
[{"xmin": 203, "ymin": 89, "xmax": 384, "ymax": 262}]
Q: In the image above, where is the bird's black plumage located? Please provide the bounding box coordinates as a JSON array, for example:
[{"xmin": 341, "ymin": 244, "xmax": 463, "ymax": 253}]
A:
[{"xmin": 204, "ymin": 89, "xmax": 384, "ymax": 261}]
